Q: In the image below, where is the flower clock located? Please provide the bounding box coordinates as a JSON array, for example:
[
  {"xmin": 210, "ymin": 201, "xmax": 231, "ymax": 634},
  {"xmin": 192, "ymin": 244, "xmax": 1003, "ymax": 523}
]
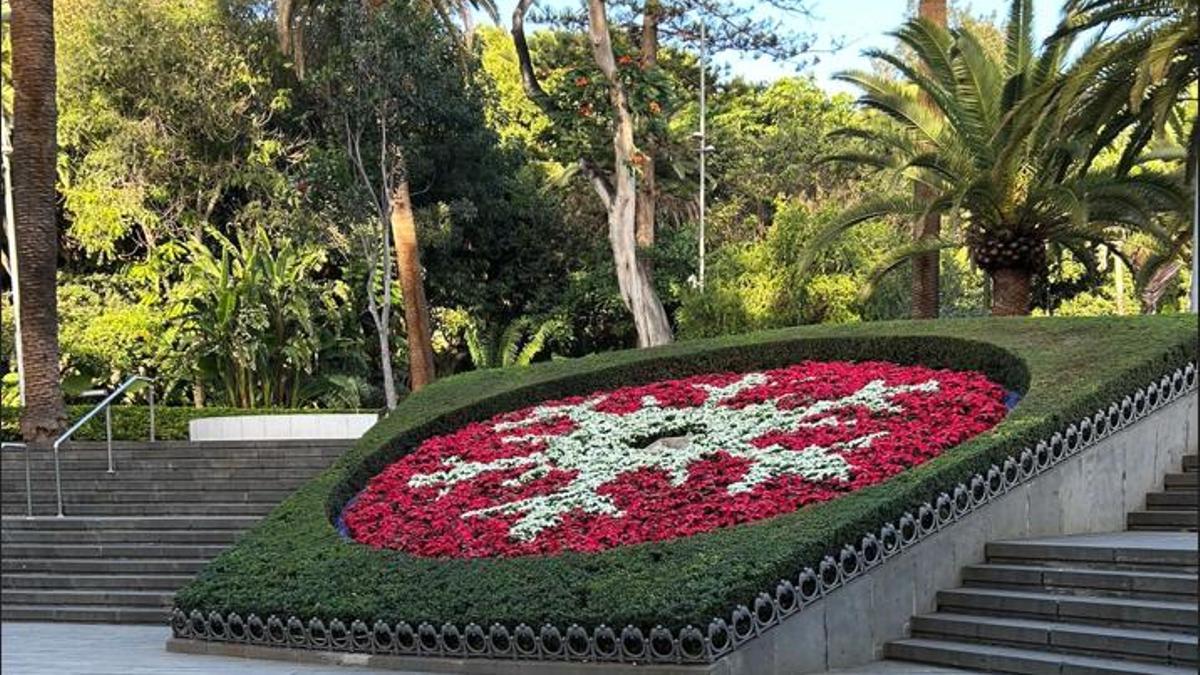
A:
[{"xmin": 342, "ymin": 361, "xmax": 1009, "ymax": 558}]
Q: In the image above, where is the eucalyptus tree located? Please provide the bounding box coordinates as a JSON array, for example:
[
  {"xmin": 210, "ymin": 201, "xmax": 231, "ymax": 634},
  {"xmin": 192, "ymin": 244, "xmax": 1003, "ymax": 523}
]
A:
[
  {"xmin": 809, "ymin": 0, "xmax": 1186, "ymax": 316},
  {"xmin": 511, "ymin": 0, "xmax": 816, "ymax": 347},
  {"xmin": 311, "ymin": 0, "xmax": 471, "ymax": 403},
  {"xmin": 274, "ymin": 0, "xmax": 499, "ymax": 77},
  {"xmin": 10, "ymin": 0, "xmax": 66, "ymax": 440}
]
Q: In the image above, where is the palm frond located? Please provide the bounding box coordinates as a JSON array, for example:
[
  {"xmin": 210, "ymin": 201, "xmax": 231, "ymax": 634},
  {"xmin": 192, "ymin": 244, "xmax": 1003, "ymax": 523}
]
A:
[
  {"xmin": 797, "ymin": 195, "xmax": 930, "ymax": 277},
  {"xmin": 1004, "ymin": 0, "xmax": 1034, "ymax": 79},
  {"xmin": 856, "ymin": 238, "xmax": 961, "ymax": 303}
]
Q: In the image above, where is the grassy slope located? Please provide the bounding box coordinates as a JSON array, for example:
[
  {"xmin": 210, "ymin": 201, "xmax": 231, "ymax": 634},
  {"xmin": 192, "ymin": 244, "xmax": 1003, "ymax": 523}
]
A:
[{"xmin": 175, "ymin": 316, "xmax": 1198, "ymax": 632}]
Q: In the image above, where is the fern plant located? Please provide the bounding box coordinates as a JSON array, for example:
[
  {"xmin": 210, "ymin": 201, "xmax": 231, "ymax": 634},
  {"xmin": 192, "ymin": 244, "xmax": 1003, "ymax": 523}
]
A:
[{"xmin": 464, "ymin": 316, "xmax": 567, "ymax": 370}]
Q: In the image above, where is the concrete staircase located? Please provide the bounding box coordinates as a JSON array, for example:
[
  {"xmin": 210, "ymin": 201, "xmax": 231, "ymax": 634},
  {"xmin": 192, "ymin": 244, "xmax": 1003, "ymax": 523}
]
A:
[
  {"xmin": 887, "ymin": 454, "xmax": 1199, "ymax": 674},
  {"xmin": 1128, "ymin": 454, "xmax": 1198, "ymax": 531},
  {"xmin": 1, "ymin": 440, "xmax": 350, "ymax": 623}
]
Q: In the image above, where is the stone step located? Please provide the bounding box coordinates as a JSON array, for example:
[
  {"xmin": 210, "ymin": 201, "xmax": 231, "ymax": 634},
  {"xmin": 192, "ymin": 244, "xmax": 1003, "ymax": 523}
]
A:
[
  {"xmin": 1165, "ymin": 473, "xmax": 1198, "ymax": 489},
  {"xmin": 936, "ymin": 587, "xmax": 1198, "ymax": 631},
  {"xmin": 12, "ymin": 440, "xmax": 356, "ymax": 450},
  {"xmin": 1, "ymin": 502, "xmax": 277, "ymax": 517},
  {"xmin": 2, "ymin": 542, "xmax": 230, "ymax": 560},
  {"xmin": 1, "ymin": 528, "xmax": 244, "ymax": 545},
  {"xmin": 1184, "ymin": 455, "xmax": 1198, "ymax": 473},
  {"xmin": 0, "ymin": 603, "xmax": 168, "ymax": 624},
  {"xmin": 1129, "ymin": 511, "xmax": 1199, "ymax": 531},
  {"xmin": 961, "ymin": 564, "xmax": 1198, "ymax": 600},
  {"xmin": 986, "ymin": 533, "xmax": 1199, "ymax": 572},
  {"xmin": 0, "ymin": 515, "xmax": 259, "ymax": 530},
  {"xmin": 2, "ymin": 557, "xmax": 211, "ymax": 575},
  {"xmin": 2, "ymin": 588, "xmax": 174, "ymax": 608},
  {"xmin": 1, "ymin": 573, "xmax": 193, "ymax": 590},
  {"xmin": 4, "ymin": 441, "xmax": 351, "ymax": 457},
  {"xmin": 887, "ymin": 638, "xmax": 1195, "ymax": 674},
  {"xmin": 1, "ymin": 456, "xmax": 338, "ymax": 472},
  {"xmin": 2, "ymin": 488, "xmax": 294, "ymax": 505},
  {"xmin": 911, "ymin": 612, "xmax": 1197, "ymax": 665},
  {"xmin": 1148, "ymin": 492, "xmax": 1199, "ymax": 509},
  {"xmin": 3, "ymin": 476, "xmax": 313, "ymax": 491}
]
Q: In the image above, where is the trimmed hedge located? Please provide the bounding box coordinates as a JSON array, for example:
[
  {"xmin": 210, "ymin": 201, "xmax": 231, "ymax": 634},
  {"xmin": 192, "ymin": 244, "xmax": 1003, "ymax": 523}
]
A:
[
  {"xmin": 175, "ymin": 316, "xmax": 1198, "ymax": 634},
  {"xmin": 0, "ymin": 405, "xmax": 379, "ymax": 442}
]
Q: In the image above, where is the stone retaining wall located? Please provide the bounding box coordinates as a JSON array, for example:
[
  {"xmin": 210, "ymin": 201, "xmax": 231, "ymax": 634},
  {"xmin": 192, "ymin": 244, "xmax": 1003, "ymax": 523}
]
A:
[{"xmin": 719, "ymin": 388, "xmax": 1197, "ymax": 674}]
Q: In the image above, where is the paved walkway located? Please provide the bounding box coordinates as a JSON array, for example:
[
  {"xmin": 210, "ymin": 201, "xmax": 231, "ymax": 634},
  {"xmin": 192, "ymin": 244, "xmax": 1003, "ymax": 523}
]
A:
[
  {"xmin": 1, "ymin": 622, "xmax": 981, "ymax": 674},
  {"xmin": 1, "ymin": 623, "xmax": 404, "ymax": 675}
]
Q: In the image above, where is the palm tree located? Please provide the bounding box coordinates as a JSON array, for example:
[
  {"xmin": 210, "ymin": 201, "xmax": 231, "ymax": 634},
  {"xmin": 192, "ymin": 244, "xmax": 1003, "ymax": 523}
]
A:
[
  {"xmin": 807, "ymin": 0, "xmax": 1186, "ymax": 316},
  {"xmin": 10, "ymin": 0, "xmax": 66, "ymax": 441},
  {"xmin": 1048, "ymin": 0, "xmax": 1198, "ymax": 310}
]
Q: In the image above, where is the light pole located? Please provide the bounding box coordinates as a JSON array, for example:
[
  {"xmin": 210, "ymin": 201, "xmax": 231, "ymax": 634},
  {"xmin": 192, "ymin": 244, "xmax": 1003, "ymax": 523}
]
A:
[
  {"xmin": 1191, "ymin": 157, "xmax": 1198, "ymax": 313},
  {"xmin": 694, "ymin": 21, "xmax": 714, "ymax": 289},
  {"xmin": 1, "ymin": 105, "xmax": 24, "ymax": 405}
]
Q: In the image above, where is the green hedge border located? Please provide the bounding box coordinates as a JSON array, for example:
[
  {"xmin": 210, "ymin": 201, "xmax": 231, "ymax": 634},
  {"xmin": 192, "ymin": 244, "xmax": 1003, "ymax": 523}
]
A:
[
  {"xmin": 175, "ymin": 316, "xmax": 1198, "ymax": 634},
  {"xmin": 0, "ymin": 405, "xmax": 379, "ymax": 442}
]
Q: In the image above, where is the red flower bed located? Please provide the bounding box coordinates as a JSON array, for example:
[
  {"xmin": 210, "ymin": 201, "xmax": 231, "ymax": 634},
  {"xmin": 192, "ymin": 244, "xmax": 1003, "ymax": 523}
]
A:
[{"xmin": 342, "ymin": 361, "xmax": 1008, "ymax": 558}]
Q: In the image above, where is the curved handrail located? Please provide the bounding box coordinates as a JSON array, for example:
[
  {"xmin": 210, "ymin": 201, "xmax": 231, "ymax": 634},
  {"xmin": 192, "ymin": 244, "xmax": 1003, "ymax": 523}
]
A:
[{"xmin": 50, "ymin": 375, "xmax": 156, "ymax": 517}]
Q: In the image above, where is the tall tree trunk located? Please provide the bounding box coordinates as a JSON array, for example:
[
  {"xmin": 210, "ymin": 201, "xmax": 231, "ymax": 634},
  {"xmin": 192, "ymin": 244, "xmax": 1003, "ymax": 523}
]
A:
[
  {"xmin": 911, "ymin": 0, "xmax": 947, "ymax": 320},
  {"xmin": 276, "ymin": 0, "xmax": 294, "ymax": 56},
  {"xmin": 911, "ymin": 185, "xmax": 941, "ymax": 318},
  {"xmin": 991, "ymin": 268, "xmax": 1032, "ymax": 317},
  {"xmin": 586, "ymin": 0, "xmax": 672, "ymax": 347},
  {"xmin": 12, "ymin": 0, "xmax": 67, "ymax": 442},
  {"xmin": 390, "ymin": 179, "xmax": 436, "ymax": 391},
  {"xmin": 1113, "ymin": 251, "xmax": 1125, "ymax": 315},
  {"xmin": 634, "ymin": 0, "xmax": 660, "ymax": 252}
]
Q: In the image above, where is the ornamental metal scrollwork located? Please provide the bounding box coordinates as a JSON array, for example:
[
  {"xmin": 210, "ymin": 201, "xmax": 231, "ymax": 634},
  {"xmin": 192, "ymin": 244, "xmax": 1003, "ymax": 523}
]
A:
[
  {"xmin": 565, "ymin": 624, "xmax": 590, "ymax": 659},
  {"xmin": 170, "ymin": 363, "xmax": 1197, "ymax": 665},
  {"xmin": 593, "ymin": 624, "xmax": 619, "ymax": 660},
  {"xmin": 649, "ymin": 625, "xmax": 676, "ymax": 661}
]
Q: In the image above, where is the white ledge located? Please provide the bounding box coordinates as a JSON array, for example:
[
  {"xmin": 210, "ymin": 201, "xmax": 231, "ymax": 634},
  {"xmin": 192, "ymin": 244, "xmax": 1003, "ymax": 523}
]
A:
[{"xmin": 189, "ymin": 414, "xmax": 379, "ymax": 442}]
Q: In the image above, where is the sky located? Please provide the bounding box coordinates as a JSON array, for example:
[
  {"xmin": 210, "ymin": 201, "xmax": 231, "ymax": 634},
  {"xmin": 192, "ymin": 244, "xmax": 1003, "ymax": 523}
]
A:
[{"xmin": 493, "ymin": 0, "xmax": 1065, "ymax": 94}]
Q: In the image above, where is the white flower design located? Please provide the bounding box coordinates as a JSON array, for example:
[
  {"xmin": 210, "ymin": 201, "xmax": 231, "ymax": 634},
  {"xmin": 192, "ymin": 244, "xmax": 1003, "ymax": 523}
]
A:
[{"xmin": 408, "ymin": 374, "xmax": 939, "ymax": 541}]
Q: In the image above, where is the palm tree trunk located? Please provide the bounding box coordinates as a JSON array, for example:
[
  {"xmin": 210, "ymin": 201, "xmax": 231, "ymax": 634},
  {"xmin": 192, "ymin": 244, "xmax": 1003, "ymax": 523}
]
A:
[
  {"xmin": 11, "ymin": 0, "xmax": 67, "ymax": 442},
  {"xmin": 390, "ymin": 179, "xmax": 436, "ymax": 391},
  {"xmin": 586, "ymin": 0, "xmax": 672, "ymax": 347},
  {"xmin": 911, "ymin": 0, "xmax": 946, "ymax": 320},
  {"xmin": 991, "ymin": 268, "xmax": 1032, "ymax": 316},
  {"xmin": 911, "ymin": 185, "xmax": 941, "ymax": 318}
]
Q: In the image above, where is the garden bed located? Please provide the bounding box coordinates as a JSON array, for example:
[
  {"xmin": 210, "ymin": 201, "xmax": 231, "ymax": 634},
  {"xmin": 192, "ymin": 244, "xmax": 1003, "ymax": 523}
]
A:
[{"xmin": 174, "ymin": 316, "xmax": 1197, "ymax": 638}]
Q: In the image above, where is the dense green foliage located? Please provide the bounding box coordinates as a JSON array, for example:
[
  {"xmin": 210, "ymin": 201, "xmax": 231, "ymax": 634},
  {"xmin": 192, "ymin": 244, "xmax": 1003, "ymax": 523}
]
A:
[
  {"xmin": 811, "ymin": 0, "xmax": 1188, "ymax": 314},
  {"xmin": 3, "ymin": 0, "xmax": 1193, "ymax": 416},
  {"xmin": 175, "ymin": 316, "xmax": 1197, "ymax": 632}
]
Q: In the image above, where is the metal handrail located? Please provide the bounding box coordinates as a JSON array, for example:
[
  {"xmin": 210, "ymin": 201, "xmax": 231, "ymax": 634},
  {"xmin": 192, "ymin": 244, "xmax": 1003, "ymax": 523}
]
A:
[
  {"xmin": 1, "ymin": 441, "xmax": 31, "ymax": 518},
  {"xmin": 51, "ymin": 375, "xmax": 156, "ymax": 517}
]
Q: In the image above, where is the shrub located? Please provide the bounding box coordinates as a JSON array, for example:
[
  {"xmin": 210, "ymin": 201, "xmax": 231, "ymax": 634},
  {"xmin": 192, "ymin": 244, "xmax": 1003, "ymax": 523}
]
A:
[{"xmin": 175, "ymin": 316, "xmax": 1197, "ymax": 634}]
